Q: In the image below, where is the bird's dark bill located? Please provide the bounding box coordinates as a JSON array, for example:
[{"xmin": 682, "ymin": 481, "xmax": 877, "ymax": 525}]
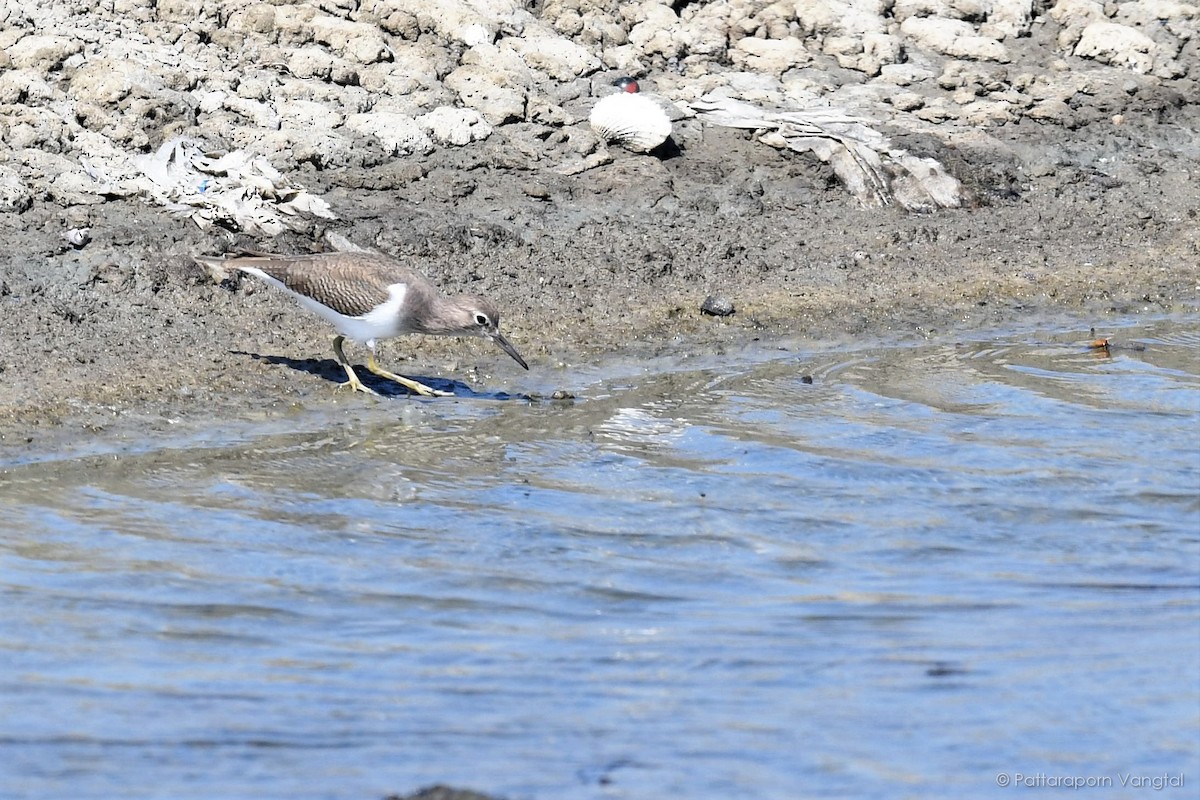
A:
[{"xmin": 493, "ymin": 332, "xmax": 529, "ymax": 370}]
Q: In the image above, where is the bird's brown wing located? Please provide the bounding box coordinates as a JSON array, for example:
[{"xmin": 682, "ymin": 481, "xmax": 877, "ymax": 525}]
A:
[{"xmin": 224, "ymin": 252, "xmax": 430, "ymax": 318}]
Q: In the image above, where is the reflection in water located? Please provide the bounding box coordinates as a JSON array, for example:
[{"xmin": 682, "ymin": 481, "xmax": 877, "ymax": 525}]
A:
[{"xmin": 2, "ymin": 316, "xmax": 1198, "ymax": 799}]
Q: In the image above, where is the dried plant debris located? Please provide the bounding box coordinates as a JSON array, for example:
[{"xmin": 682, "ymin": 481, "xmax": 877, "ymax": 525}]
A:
[
  {"xmin": 687, "ymin": 94, "xmax": 964, "ymax": 213},
  {"xmin": 81, "ymin": 138, "xmax": 337, "ymax": 237}
]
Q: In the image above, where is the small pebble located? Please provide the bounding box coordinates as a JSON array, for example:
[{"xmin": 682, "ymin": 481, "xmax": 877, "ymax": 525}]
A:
[
  {"xmin": 522, "ymin": 182, "xmax": 551, "ymax": 200},
  {"xmin": 700, "ymin": 295, "xmax": 735, "ymax": 317},
  {"xmin": 550, "ymin": 390, "xmax": 574, "ymax": 400}
]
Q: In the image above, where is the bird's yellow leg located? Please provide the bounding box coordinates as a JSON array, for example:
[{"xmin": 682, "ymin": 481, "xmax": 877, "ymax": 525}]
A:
[
  {"xmin": 331, "ymin": 335, "xmax": 378, "ymax": 395},
  {"xmin": 366, "ymin": 352, "xmax": 454, "ymax": 397}
]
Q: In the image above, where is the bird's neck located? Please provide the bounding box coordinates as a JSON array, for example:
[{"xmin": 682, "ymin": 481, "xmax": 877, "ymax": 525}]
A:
[{"xmin": 409, "ymin": 292, "xmax": 466, "ymax": 336}]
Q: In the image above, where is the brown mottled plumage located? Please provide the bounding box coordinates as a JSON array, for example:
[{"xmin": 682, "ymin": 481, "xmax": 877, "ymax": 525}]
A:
[{"xmin": 196, "ymin": 250, "xmax": 527, "ymax": 396}]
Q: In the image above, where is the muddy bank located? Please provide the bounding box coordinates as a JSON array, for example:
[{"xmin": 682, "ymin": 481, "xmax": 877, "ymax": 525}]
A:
[
  {"xmin": 2, "ymin": 112, "xmax": 1199, "ymax": 434},
  {"xmin": 1, "ymin": 2, "xmax": 1198, "ymax": 451},
  {"xmin": 2, "ymin": 109, "xmax": 1197, "ymax": 445}
]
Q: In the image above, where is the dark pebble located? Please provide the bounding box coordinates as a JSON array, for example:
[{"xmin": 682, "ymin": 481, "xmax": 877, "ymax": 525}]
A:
[
  {"xmin": 385, "ymin": 786, "xmax": 500, "ymax": 800},
  {"xmin": 700, "ymin": 295, "xmax": 735, "ymax": 316}
]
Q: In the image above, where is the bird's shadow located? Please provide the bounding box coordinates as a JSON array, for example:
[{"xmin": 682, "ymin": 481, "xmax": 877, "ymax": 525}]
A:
[{"xmin": 232, "ymin": 351, "xmax": 529, "ymax": 401}]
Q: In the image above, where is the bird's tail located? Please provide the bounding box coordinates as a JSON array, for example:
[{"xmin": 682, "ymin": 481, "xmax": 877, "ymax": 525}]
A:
[
  {"xmin": 193, "ymin": 249, "xmax": 285, "ymax": 282},
  {"xmin": 193, "ymin": 254, "xmax": 231, "ymax": 282}
]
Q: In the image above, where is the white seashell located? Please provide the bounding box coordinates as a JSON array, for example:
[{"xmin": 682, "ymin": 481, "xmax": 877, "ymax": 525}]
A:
[
  {"xmin": 589, "ymin": 92, "xmax": 673, "ymax": 153},
  {"xmin": 64, "ymin": 227, "xmax": 91, "ymax": 248}
]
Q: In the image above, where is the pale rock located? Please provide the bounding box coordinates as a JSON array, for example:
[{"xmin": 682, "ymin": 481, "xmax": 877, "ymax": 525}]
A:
[
  {"xmin": 251, "ymin": 128, "xmax": 357, "ymax": 170},
  {"xmin": 271, "ymin": 4, "xmax": 320, "ymax": 46},
  {"xmin": 464, "ymin": 42, "xmax": 535, "ymax": 86},
  {"xmin": 309, "ymin": 15, "xmax": 390, "ymax": 64},
  {"xmin": 1048, "ymin": 0, "xmax": 1106, "ymax": 24},
  {"xmin": 628, "ymin": 3, "xmax": 683, "ymax": 59},
  {"xmin": 0, "ymin": 167, "xmax": 31, "ymax": 213},
  {"xmin": 223, "ymin": 96, "xmax": 281, "ymax": 129},
  {"xmin": 196, "ymin": 90, "xmax": 226, "ymax": 114},
  {"xmin": 823, "ymin": 32, "xmax": 900, "ymax": 75},
  {"xmin": 823, "ymin": 35, "xmax": 863, "ymax": 61},
  {"xmin": 287, "ymin": 46, "xmax": 339, "ymax": 80},
  {"xmin": 20, "ymin": 150, "xmax": 82, "ymax": 189},
  {"xmin": 360, "ymin": 42, "xmax": 449, "ymax": 94},
  {"xmin": 49, "ymin": 171, "xmax": 107, "ymax": 206},
  {"xmin": 892, "ymin": 0, "xmax": 952, "ymax": 20},
  {"xmin": 737, "ymin": 0, "xmax": 794, "ymax": 39},
  {"xmin": 1048, "ymin": 0, "xmax": 1106, "ymax": 49},
  {"xmin": 794, "ymin": 0, "xmax": 888, "ymax": 37},
  {"xmin": 0, "ymin": 71, "xmax": 25, "ymax": 104},
  {"xmin": 860, "ymin": 32, "xmax": 903, "ymax": 74},
  {"xmin": 727, "ymin": 71, "xmax": 786, "ymax": 97},
  {"xmin": 506, "ymin": 33, "xmax": 600, "ymax": 80},
  {"xmin": 574, "ymin": 8, "xmax": 627, "ymax": 48},
  {"xmin": 549, "ymin": 6, "xmax": 585, "ymax": 37},
  {"xmin": 677, "ymin": 2, "xmax": 733, "ymax": 56},
  {"xmin": 417, "ymin": 106, "xmax": 493, "ymax": 145},
  {"xmin": 279, "ymin": 99, "xmax": 345, "ymax": 130},
  {"xmin": 876, "ymin": 63, "xmax": 938, "ymax": 85},
  {"xmin": 828, "ymin": 81, "xmax": 894, "ymax": 108},
  {"xmin": 913, "ymin": 97, "xmax": 961, "ymax": 121},
  {"xmin": 5, "ymin": 34, "xmax": 81, "ymax": 71},
  {"xmin": 155, "ymin": 0, "xmax": 219, "ymax": 23},
  {"xmin": 360, "ymin": 0, "xmax": 525, "ymax": 47},
  {"xmin": 359, "ymin": 63, "xmax": 423, "ymax": 98},
  {"xmin": 358, "ymin": 0, "xmax": 419, "ymax": 38},
  {"xmin": 953, "ymin": 87, "xmax": 978, "ymax": 104},
  {"xmin": 0, "ymin": 69, "xmax": 60, "ymax": 104},
  {"xmin": 959, "ymin": 98, "xmax": 1016, "ymax": 124},
  {"xmin": 900, "ymin": 17, "xmax": 1010, "ymax": 62},
  {"xmin": 227, "ymin": 4, "xmax": 276, "ymax": 35},
  {"xmin": 1074, "ymin": 21, "xmax": 1158, "ymax": 73},
  {"xmin": 1116, "ymin": 0, "xmax": 1200, "ymax": 41},
  {"xmin": 601, "ymin": 44, "xmax": 647, "ymax": 73},
  {"xmin": 1026, "ymin": 98, "xmax": 1073, "ymax": 121},
  {"xmin": 70, "ymin": 59, "xmax": 162, "ymax": 106},
  {"xmin": 344, "ymin": 111, "xmax": 434, "ymax": 155},
  {"xmin": 0, "ymin": 5, "xmax": 31, "ymax": 44},
  {"xmin": 445, "ymin": 64, "xmax": 527, "ymax": 124},
  {"xmin": 981, "ymin": 0, "xmax": 1036, "ymax": 40},
  {"xmin": 236, "ymin": 77, "xmax": 276, "ymax": 101},
  {"xmin": 794, "ymin": 0, "xmax": 848, "ymax": 34},
  {"xmin": 732, "ymin": 36, "xmax": 811, "ymax": 75},
  {"xmin": 73, "ymin": 129, "xmax": 131, "ymax": 166},
  {"xmin": 890, "ymin": 90, "xmax": 926, "ymax": 111},
  {"xmin": 989, "ymin": 89, "xmax": 1030, "ymax": 107},
  {"xmin": 275, "ymin": 78, "xmax": 364, "ymax": 109}
]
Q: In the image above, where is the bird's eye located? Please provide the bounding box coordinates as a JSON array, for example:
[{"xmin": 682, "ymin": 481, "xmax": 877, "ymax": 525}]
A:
[{"xmin": 474, "ymin": 313, "xmax": 489, "ymax": 326}]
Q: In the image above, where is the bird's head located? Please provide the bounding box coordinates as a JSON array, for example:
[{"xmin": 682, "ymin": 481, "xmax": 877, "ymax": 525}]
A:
[{"xmin": 443, "ymin": 296, "xmax": 529, "ymax": 370}]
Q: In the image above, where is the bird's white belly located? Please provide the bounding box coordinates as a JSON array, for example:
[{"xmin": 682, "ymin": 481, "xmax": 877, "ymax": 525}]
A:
[
  {"xmin": 298, "ymin": 284, "xmax": 409, "ymax": 344},
  {"xmin": 246, "ymin": 268, "xmax": 410, "ymax": 344}
]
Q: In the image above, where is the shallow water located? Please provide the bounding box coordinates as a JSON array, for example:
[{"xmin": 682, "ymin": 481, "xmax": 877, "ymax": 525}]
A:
[{"xmin": 2, "ymin": 315, "xmax": 1198, "ymax": 799}]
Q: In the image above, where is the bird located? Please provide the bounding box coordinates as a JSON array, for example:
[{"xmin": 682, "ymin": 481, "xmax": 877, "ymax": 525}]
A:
[{"xmin": 196, "ymin": 250, "xmax": 528, "ymax": 397}]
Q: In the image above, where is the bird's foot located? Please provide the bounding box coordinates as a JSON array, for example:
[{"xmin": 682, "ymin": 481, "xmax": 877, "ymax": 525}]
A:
[
  {"xmin": 367, "ymin": 358, "xmax": 454, "ymax": 397},
  {"xmin": 339, "ymin": 375, "xmax": 380, "ymax": 395},
  {"xmin": 337, "ymin": 364, "xmax": 380, "ymax": 395}
]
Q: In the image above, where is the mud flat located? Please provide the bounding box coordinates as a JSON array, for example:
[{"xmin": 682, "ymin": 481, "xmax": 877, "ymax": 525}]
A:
[{"xmin": 1, "ymin": 1, "xmax": 1197, "ymax": 446}]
